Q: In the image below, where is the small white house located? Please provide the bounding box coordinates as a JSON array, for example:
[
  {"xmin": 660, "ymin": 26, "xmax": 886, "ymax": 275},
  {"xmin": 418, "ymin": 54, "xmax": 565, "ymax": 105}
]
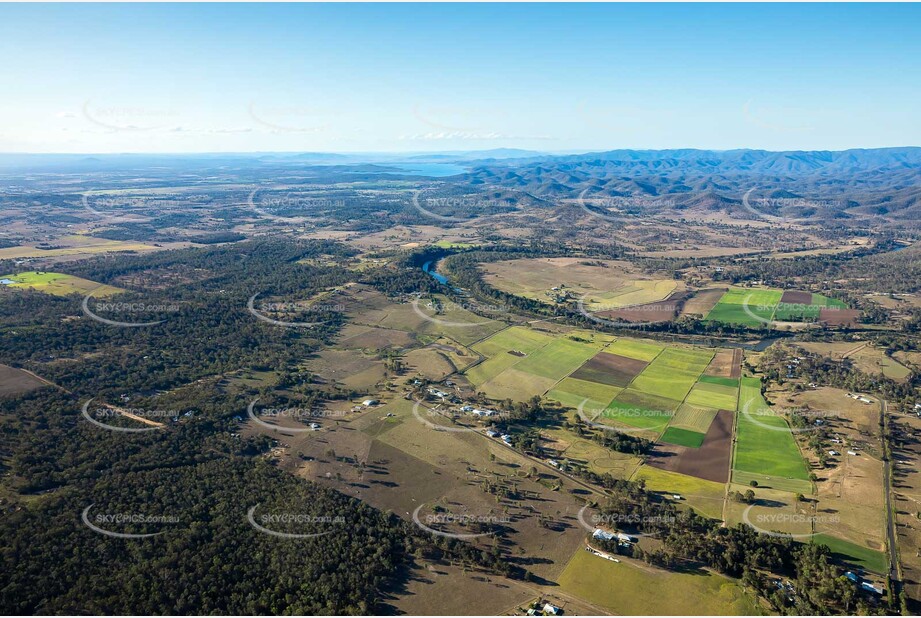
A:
[
  {"xmin": 860, "ymin": 582, "xmax": 883, "ymax": 595},
  {"xmin": 828, "ymin": 450, "xmax": 839, "ymax": 456},
  {"xmin": 362, "ymin": 399, "xmax": 378, "ymax": 406}
]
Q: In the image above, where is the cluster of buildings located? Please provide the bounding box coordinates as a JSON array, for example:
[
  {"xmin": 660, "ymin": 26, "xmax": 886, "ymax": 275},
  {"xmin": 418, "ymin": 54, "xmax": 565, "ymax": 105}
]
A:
[
  {"xmin": 846, "ymin": 392, "xmax": 874, "ymax": 405},
  {"xmin": 525, "ymin": 601, "xmax": 561, "ymax": 616}
]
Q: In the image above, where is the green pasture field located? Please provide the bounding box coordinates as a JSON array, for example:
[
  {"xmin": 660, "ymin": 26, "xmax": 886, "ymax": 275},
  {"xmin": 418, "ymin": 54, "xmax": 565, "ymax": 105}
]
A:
[
  {"xmin": 706, "ymin": 287, "xmax": 783, "ymax": 326},
  {"xmin": 716, "ymin": 287, "xmax": 784, "ymax": 307},
  {"xmin": 669, "ymin": 403, "xmax": 718, "ymax": 433},
  {"xmin": 812, "ymin": 533, "xmax": 889, "ymax": 574},
  {"xmin": 705, "ymin": 302, "xmax": 772, "ymax": 327},
  {"xmin": 470, "ymin": 326, "xmax": 553, "ymax": 357},
  {"xmin": 629, "ymin": 348, "xmax": 713, "ymax": 401},
  {"xmin": 730, "ymin": 470, "xmax": 813, "ymax": 494},
  {"xmin": 660, "ymin": 426, "xmax": 706, "ymax": 448},
  {"xmin": 602, "ymin": 388, "xmax": 678, "ymax": 430},
  {"xmin": 698, "ymin": 375, "xmax": 740, "ymax": 388},
  {"xmin": 466, "ymin": 326, "xmax": 555, "ymax": 385},
  {"xmin": 545, "ymin": 378, "xmax": 622, "ymax": 416},
  {"xmin": 685, "ymin": 381, "xmax": 739, "ymax": 410},
  {"xmin": 734, "ymin": 376, "xmax": 811, "ymax": 483},
  {"xmin": 604, "ymin": 338, "xmax": 663, "ymax": 362},
  {"xmin": 512, "ymin": 337, "xmax": 603, "ymax": 380}
]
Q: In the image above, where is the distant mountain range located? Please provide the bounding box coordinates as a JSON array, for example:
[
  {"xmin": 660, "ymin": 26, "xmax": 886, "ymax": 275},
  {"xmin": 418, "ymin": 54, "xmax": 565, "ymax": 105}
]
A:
[
  {"xmin": 461, "ymin": 147, "xmax": 921, "ymax": 224},
  {"xmin": 2, "ymin": 147, "xmax": 918, "ymax": 225}
]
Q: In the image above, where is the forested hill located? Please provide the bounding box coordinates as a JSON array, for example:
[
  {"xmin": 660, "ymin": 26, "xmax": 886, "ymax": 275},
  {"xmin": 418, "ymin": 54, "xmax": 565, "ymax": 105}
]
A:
[{"xmin": 463, "ymin": 147, "xmax": 921, "ymax": 223}]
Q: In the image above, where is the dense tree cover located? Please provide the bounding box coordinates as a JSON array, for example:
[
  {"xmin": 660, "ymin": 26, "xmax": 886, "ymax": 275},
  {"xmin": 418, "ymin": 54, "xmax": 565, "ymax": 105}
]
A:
[
  {"xmin": 760, "ymin": 344, "xmax": 919, "ymax": 411},
  {"xmin": 0, "ymin": 239, "xmax": 511, "ymax": 614}
]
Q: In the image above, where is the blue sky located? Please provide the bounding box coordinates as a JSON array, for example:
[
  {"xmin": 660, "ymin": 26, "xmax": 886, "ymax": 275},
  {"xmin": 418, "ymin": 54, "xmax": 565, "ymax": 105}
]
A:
[{"xmin": 1, "ymin": 3, "xmax": 919, "ymax": 153}]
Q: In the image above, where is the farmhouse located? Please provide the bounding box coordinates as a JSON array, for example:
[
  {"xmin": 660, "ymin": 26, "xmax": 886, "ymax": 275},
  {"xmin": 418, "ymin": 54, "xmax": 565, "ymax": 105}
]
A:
[{"xmin": 592, "ymin": 528, "xmax": 615, "ymax": 541}]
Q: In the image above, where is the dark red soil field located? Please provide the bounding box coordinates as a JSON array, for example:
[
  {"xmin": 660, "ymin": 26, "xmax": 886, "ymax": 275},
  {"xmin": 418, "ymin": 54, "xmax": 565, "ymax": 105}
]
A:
[
  {"xmin": 780, "ymin": 290, "xmax": 812, "ymax": 304},
  {"xmin": 596, "ymin": 291, "xmax": 691, "ymax": 324},
  {"xmin": 570, "ymin": 352, "xmax": 648, "ymax": 387},
  {"xmin": 647, "ymin": 409, "xmax": 733, "ymax": 483},
  {"xmin": 819, "ymin": 308, "xmax": 861, "ymax": 326},
  {"xmin": 703, "ymin": 349, "xmax": 741, "ymax": 379}
]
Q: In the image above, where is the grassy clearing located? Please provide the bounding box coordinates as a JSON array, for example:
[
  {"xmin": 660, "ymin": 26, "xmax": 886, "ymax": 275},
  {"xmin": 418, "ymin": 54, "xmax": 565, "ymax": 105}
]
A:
[
  {"xmin": 631, "ymin": 465, "xmax": 727, "ymax": 519},
  {"xmin": 0, "ymin": 364, "xmax": 49, "ymax": 396},
  {"xmin": 660, "ymin": 427, "xmax": 706, "ymax": 448},
  {"xmin": 558, "ymin": 549, "xmax": 759, "ymax": 616},
  {"xmin": 734, "ymin": 377, "xmax": 811, "ymax": 483},
  {"xmin": 545, "ymin": 378, "xmax": 622, "ymax": 414},
  {"xmin": 685, "ymin": 381, "xmax": 739, "ymax": 410},
  {"xmin": 371, "ymin": 295, "xmax": 505, "ymax": 345},
  {"xmin": 546, "ymin": 428, "xmax": 642, "ymax": 477},
  {"xmin": 812, "ymin": 534, "xmax": 889, "ymax": 574},
  {"xmin": 669, "ymin": 403, "xmax": 718, "ymax": 433},
  {"xmin": 605, "ymin": 338, "xmax": 664, "ymax": 362},
  {"xmin": 0, "ymin": 271, "xmax": 122, "ymax": 297},
  {"xmin": 479, "ymin": 368, "xmax": 558, "ymax": 401}
]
